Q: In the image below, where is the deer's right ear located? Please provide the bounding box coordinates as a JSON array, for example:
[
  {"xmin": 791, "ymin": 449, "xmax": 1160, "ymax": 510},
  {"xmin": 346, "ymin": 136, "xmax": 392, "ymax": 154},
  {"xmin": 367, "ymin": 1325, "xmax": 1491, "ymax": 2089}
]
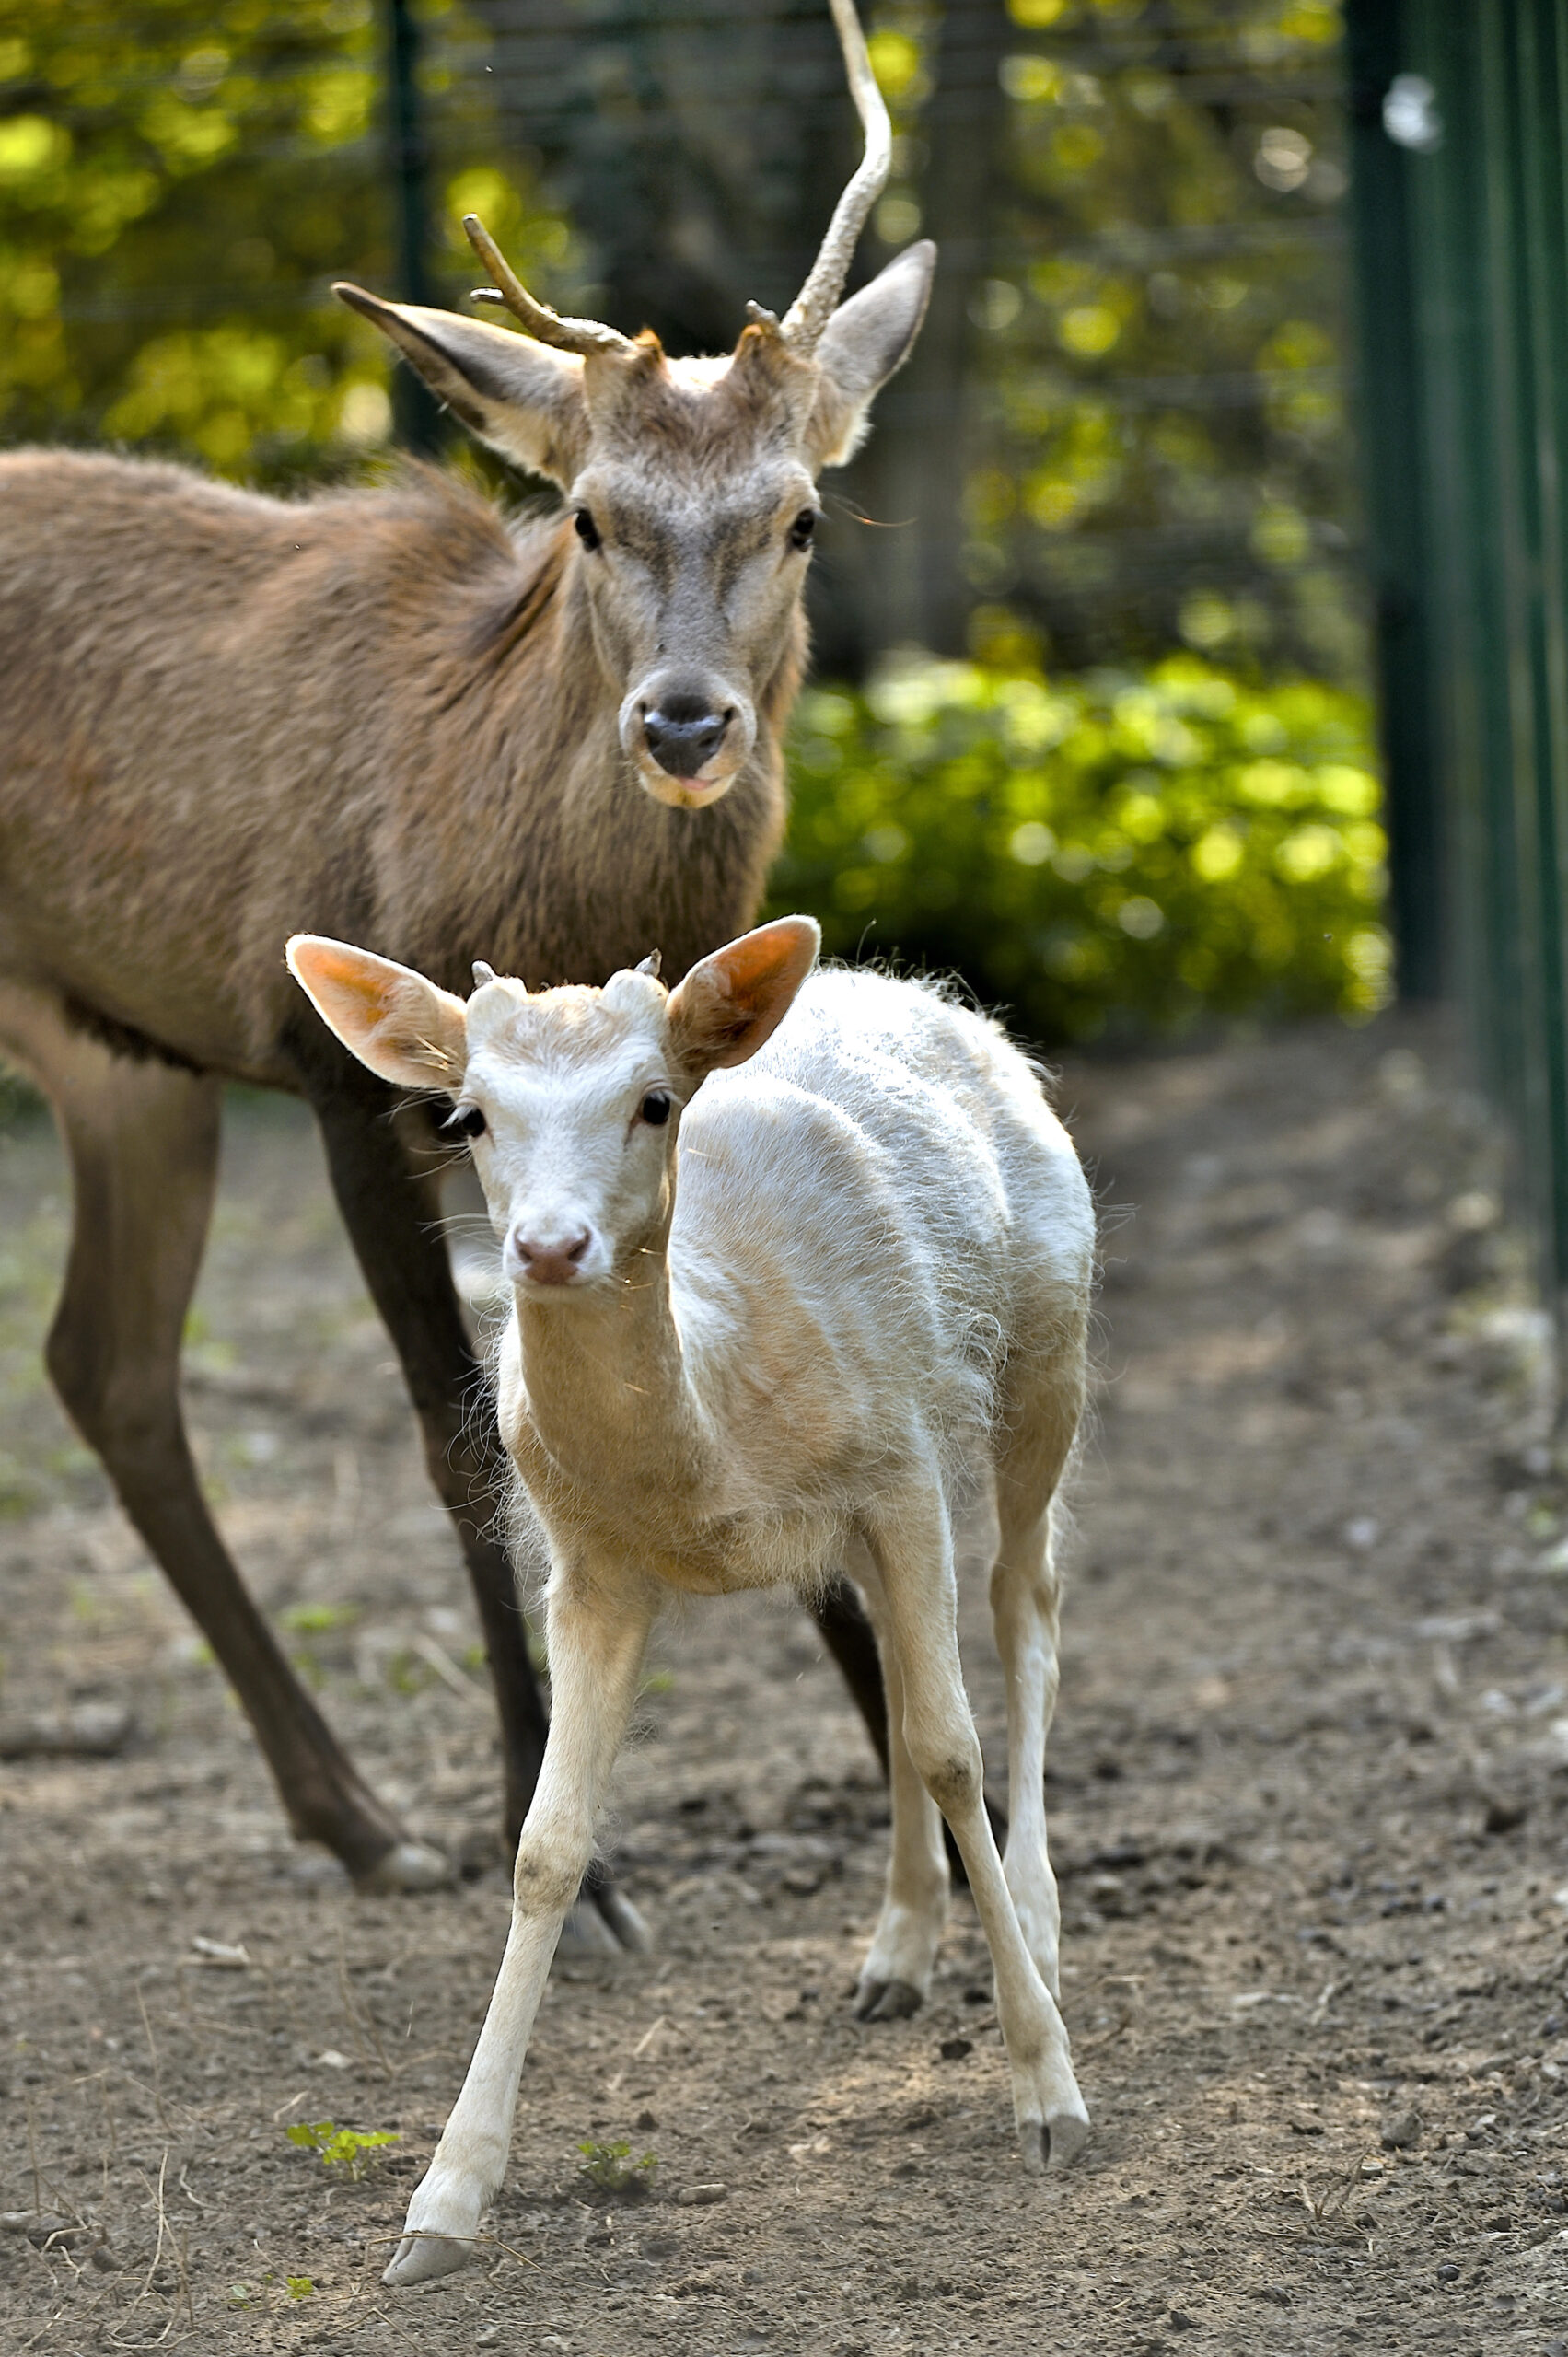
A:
[
  {"xmin": 286, "ymin": 935, "xmax": 469, "ymax": 1093},
  {"xmin": 335, "ymin": 287, "xmax": 589, "ymax": 484}
]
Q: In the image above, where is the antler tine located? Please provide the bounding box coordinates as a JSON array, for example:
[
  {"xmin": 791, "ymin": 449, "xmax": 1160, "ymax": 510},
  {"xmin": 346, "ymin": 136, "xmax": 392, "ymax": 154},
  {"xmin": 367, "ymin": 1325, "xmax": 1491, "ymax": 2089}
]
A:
[
  {"xmin": 463, "ymin": 215, "xmax": 634, "ymax": 359},
  {"xmin": 776, "ymin": 0, "xmax": 891, "ymax": 356}
]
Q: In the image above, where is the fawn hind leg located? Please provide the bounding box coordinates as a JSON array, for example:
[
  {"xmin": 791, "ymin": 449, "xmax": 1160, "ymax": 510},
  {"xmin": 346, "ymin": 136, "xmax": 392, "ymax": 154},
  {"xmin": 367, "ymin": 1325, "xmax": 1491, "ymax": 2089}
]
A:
[
  {"xmin": 989, "ymin": 1359, "xmax": 1081, "ymax": 2003},
  {"xmin": 865, "ymin": 1477, "xmax": 1086, "ymax": 2172}
]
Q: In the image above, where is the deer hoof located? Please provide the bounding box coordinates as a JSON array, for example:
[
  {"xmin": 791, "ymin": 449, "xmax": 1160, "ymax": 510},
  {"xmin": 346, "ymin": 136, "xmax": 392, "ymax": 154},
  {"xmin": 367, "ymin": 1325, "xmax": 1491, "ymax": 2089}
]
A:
[
  {"xmin": 1018, "ymin": 2107, "xmax": 1090, "ymax": 2177},
  {"xmin": 382, "ymin": 2227, "xmax": 474, "ymax": 2287},
  {"xmin": 593, "ymin": 1885, "xmax": 653, "ymax": 1953},
  {"xmin": 854, "ymin": 1978, "xmax": 923, "ymax": 2022},
  {"xmin": 359, "ymin": 1839, "xmax": 452, "ymax": 1894},
  {"xmin": 555, "ymin": 1899, "xmax": 621, "ymax": 1958}
]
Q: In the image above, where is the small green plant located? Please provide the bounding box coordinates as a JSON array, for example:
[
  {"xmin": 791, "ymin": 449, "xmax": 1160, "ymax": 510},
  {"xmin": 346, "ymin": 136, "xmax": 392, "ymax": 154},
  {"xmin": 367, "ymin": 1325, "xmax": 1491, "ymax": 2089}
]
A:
[
  {"xmin": 576, "ymin": 2137, "xmax": 658, "ymax": 2195},
  {"xmin": 285, "ymin": 2119, "xmax": 399, "ymax": 2181},
  {"xmin": 226, "ymin": 2283, "xmax": 251, "ymax": 2309},
  {"xmin": 280, "ymin": 1601, "xmax": 360, "ymax": 1635},
  {"xmin": 285, "ymin": 2276, "xmax": 315, "ymax": 2302}
]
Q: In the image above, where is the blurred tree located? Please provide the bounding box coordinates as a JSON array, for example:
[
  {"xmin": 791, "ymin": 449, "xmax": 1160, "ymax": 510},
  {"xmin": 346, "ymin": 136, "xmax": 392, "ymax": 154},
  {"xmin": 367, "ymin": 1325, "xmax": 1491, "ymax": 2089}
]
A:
[
  {"xmin": 0, "ymin": 0, "xmax": 572, "ymax": 483},
  {"xmin": 1, "ymin": 0, "xmax": 1357, "ymax": 679}
]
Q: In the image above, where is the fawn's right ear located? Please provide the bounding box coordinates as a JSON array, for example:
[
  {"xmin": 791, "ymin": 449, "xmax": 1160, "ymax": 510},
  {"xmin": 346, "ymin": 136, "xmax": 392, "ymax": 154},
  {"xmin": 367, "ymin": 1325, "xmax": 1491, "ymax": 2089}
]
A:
[
  {"xmin": 286, "ymin": 936, "xmax": 470, "ymax": 1093},
  {"xmin": 335, "ymin": 287, "xmax": 590, "ymax": 485},
  {"xmin": 666, "ymin": 917, "xmax": 819, "ymax": 1079}
]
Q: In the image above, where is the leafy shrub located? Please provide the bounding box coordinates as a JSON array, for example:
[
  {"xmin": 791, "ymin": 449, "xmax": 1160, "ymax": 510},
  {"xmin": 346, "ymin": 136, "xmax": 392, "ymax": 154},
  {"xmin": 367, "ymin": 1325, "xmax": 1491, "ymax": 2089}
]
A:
[{"xmin": 770, "ymin": 655, "xmax": 1388, "ymax": 1044}]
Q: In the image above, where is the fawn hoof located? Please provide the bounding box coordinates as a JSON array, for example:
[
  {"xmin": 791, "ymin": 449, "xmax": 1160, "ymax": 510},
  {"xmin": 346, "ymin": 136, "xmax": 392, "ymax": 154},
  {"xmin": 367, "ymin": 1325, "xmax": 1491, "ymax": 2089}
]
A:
[
  {"xmin": 556, "ymin": 1898, "xmax": 621, "ymax": 1958},
  {"xmin": 382, "ymin": 2173, "xmax": 483, "ymax": 2285},
  {"xmin": 1018, "ymin": 2105, "xmax": 1091, "ymax": 2177},
  {"xmin": 382, "ymin": 2228, "xmax": 474, "ymax": 2287},
  {"xmin": 593, "ymin": 1884, "xmax": 652, "ymax": 1953},
  {"xmin": 359, "ymin": 1839, "xmax": 452, "ymax": 1894},
  {"xmin": 854, "ymin": 1978, "xmax": 924, "ymax": 2023}
]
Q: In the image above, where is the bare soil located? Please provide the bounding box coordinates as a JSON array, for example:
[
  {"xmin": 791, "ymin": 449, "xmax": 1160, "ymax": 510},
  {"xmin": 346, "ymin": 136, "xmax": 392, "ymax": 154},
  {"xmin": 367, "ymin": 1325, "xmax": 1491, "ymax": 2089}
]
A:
[{"xmin": 2, "ymin": 1014, "xmax": 1567, "ymax": 2357}]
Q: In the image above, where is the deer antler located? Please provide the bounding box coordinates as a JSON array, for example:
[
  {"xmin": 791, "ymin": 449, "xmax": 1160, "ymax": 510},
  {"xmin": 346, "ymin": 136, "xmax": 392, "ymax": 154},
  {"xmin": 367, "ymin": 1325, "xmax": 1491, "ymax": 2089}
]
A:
[
  {"xmin": 464, "ymin": 215, "xmax": 635, "ymax": 360},
  {"xmin": 772, "ymin": 0, "xmax": 892, "ymax": 357}
]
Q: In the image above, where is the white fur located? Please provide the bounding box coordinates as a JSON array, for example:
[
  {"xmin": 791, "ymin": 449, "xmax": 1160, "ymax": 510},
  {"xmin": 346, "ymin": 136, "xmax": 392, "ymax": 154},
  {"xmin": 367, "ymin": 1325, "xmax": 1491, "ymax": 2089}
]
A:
[{"xmin": 285, "ymin": 923, "xmax": 1096, "ymax": 2285}]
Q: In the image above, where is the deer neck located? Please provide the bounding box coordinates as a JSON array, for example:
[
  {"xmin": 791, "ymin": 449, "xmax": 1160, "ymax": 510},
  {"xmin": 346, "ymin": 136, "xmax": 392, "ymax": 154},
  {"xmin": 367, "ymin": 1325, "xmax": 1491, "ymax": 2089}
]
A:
[
  {"xmin": 512, "ymin": 1220, "xmax": 711, "ymax": 1507},
  {"xmin": 436, "ymin": 553, "xmax": 800, "ymax": 994}
]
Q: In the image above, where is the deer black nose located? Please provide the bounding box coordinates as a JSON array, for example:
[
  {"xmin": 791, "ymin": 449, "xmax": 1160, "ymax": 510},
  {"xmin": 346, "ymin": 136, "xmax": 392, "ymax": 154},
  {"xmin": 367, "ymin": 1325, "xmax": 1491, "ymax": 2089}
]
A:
[{"xmin": 642, "ymin": 697, "xmax": 731, "ymax": 780}]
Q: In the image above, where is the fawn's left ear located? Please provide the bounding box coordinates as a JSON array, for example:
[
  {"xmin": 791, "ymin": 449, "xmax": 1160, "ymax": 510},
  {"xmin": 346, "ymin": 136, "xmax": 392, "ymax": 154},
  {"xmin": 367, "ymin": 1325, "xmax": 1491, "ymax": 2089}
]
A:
[
  {"xmin": 666, "ymin": 917, "xmax": 819, "ymax": 1078},
  {"xmin": 286, "ymin": 935, "xmax": 469, "ymax": 1091}
]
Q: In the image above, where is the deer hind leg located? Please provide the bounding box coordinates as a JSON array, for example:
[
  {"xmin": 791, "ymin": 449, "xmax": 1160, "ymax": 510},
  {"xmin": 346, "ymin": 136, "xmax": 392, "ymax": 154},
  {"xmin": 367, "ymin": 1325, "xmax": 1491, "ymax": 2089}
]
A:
[
  {"xmin": 989, "ymin": 1371, "xmax": 1079, "ymax": 2007},
  {"xmin": 0, "ymin": 994, "xmax": 440, "ymax": 1887},
  {"xmin": 845, "ymin": 1540, "xmax": 948, "ymax": 2020},
  {"xmin": 866, "ymin": 1475, "xmax": 1087, "ymax": 2176},
  {"xmin": 309, "ymin": 1080, "xmax": 646, "ymax": 1954}
]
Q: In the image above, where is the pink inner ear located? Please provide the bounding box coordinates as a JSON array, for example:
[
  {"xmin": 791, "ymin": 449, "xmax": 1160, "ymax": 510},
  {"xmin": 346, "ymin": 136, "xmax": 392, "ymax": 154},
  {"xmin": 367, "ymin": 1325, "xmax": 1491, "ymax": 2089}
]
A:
[{"xmin": 716, "ymin": 920, "xmax": 816, "ymax": 1008}]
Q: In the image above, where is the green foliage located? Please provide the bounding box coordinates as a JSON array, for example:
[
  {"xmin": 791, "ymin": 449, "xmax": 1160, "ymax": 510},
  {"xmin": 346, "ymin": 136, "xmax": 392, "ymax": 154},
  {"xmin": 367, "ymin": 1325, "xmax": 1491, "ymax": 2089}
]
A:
[
  {"xmin": 772, "ymin": 655, "xmax": 1388, "ymax": 1043},
  {"xmin": 285, "ymin": 2119, "xmax": 398, "ymax": 2179},
  {"xmin": 576, "ymin": 2138, "xmax": 658, "ymax": 2195},
  {"xmin": 0, "ymin": 1062, "xmax": 42, "ymax": 1128},
  {"xmin": 877, "ymin": 0, "xmax": 1354, "ymax": 676},
  {"xmin": 285, "ymin": 2275, "xmax": 316, "ymax": 2301},
  {"xmin": 0, "ymin": 0, "xmax": 574, "ymax": 482}
]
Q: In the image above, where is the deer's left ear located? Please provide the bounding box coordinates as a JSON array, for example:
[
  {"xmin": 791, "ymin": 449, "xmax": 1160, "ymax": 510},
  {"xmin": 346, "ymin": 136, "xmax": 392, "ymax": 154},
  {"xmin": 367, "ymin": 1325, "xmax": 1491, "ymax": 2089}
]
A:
[
  {"xmin": 286, "ymin": 935, "xmax": 469, "ymax": 1092},
  {"xmin": 804, "ymin": 241, "xmax": 935, "ymax": 470},
  {"xmin": 667, "ymin": 918, "xmax": 820, "ymax": 1079}
]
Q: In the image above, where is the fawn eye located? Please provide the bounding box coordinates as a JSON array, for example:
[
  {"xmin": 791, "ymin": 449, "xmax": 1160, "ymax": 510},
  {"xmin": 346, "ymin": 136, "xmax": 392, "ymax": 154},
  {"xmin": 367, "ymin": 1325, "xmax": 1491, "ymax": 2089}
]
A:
[
  {"xmin": 789, "ymin": 507, "xmax": 817, "ymax": 552},
  {"xmin": 444, "ymin": 1104, "xmax": 487, "ymax": 1141},
  {"xmin": 639, "ymin": 1090, "xmax": 672, "ymax": 1127},
  {"xmin": 574, "ymin": 508, "xmax": 601, "ymax": 551}
]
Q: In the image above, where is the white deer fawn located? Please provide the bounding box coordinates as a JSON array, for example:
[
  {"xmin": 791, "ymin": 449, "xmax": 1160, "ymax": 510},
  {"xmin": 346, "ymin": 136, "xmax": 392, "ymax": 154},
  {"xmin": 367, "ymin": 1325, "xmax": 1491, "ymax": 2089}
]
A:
[
  {"xmin": 289, "ymin": 917, "xmax": 1095, "ymax": 2283},
  {"xmin": 0, "ymin": 0, "xmax": 930, "ymax": 1917}
]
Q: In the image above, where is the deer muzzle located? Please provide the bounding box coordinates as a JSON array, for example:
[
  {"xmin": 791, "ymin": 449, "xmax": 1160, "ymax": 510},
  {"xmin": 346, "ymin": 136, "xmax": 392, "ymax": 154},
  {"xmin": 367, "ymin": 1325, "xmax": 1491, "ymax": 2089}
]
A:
[{"xmin": 621, "ymin": 671, "xmax": 756, "ymax": 810}]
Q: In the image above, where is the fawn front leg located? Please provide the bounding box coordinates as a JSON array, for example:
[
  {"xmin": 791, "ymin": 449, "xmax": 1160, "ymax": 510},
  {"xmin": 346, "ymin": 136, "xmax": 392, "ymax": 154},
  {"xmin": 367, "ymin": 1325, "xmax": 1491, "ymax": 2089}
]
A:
[{"xmin": 383, "ymin": 1570, "xmax": 654, "ymax": 2286}]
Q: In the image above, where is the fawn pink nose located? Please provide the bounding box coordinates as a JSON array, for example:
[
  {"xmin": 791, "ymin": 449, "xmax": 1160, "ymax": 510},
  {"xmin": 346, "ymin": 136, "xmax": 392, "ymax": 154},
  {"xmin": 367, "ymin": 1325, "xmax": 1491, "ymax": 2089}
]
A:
[{"xmin": 512, "ymin": 1227, "xmax": 592, "ymax": 1287}]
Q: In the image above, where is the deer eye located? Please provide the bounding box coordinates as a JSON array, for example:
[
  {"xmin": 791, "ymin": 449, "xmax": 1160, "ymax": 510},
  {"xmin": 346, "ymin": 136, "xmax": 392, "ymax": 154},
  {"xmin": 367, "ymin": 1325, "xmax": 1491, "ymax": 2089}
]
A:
[
  {"xmin": 574, "ymin": 508, "xmax": 601, "ymax": 551},
  {"xmin": 639, "ymin": 1090, "xmax": 672, "ymax": 1127},
  {"xmin": 789, "ymin": 507, "xmax": 817, "ymax": 552},
  {"xmin": 443, "ymin": 1103, "xmax": 487, "ymax": 1141}
]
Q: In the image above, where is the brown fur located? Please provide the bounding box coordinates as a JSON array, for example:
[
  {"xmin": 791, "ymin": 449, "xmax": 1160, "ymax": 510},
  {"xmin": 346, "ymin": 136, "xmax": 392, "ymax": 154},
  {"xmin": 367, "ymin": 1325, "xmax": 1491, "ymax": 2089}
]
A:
[{"xmin": 0, "ymin": 449, "xmax": 796, "ymax": 1087}]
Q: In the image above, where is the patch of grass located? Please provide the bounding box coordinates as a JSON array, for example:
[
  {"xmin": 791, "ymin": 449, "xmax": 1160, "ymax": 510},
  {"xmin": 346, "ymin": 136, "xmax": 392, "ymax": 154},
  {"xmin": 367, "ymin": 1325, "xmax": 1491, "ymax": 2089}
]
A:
[
  {"xmin": 285, "ymin": 2119, "xmax": 399, "ymax": 2180},
  {"xmin": 576, "ymin": 2137, "xmax": 658, "ymax": 2196},
  {"xmin": 279, "ymin": 1600, "xmax": 360, "ymax": 1634},
  {"xmin": 385, "ymin": 1647, "xmax": 436, "ymax": 1696}
]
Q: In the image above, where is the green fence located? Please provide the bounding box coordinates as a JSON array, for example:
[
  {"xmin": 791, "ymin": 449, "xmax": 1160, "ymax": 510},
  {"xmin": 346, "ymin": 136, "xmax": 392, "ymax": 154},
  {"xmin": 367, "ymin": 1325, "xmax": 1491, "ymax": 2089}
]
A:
[{"xmin": 1349, "ymin": 0, "xmax": 1568, "ymax": 1327}]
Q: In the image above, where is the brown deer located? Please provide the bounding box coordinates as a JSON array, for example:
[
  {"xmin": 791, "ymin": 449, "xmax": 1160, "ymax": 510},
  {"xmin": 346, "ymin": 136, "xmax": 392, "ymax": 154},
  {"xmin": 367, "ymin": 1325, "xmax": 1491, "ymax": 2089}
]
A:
[{"xmin": 0, "ymin": 0, "xmax": 932, "ymax": 1928}]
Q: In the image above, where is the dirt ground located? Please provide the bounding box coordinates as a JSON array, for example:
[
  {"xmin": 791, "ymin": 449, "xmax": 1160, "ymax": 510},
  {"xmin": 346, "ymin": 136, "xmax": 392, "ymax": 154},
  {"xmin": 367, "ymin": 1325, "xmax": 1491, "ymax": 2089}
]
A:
[{"xmin": 2, "ymin": 1011, "xmax": 1567, "ymax": 2356}]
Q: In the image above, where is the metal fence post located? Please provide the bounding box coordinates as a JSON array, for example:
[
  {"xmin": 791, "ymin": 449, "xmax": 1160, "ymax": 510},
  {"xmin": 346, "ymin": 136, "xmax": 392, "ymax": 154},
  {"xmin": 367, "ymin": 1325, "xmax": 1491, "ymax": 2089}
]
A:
[{"xmin": 386, "ymin": 0, "xmax": 442, "ymax": 456}]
